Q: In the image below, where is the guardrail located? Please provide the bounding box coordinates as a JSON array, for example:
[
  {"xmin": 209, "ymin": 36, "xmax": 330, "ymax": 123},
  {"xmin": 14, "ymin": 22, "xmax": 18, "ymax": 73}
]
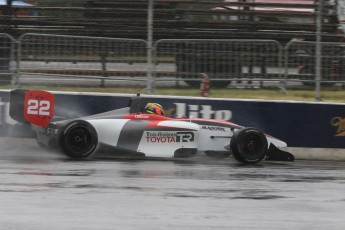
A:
[{"xmin": 1, "ymin": 33, "xmax": 345, "ymax": 94}]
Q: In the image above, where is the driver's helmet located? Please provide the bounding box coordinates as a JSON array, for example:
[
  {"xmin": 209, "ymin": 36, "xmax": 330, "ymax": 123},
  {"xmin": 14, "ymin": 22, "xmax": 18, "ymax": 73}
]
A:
[{"xmin": 144, "ymin": 103, "xmax": 165, "ymax": 116}]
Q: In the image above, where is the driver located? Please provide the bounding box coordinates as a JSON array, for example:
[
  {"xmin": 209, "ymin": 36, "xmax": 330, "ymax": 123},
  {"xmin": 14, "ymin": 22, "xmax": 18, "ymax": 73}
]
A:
[{"xmin": 144, "ymin": 102, "xmax": 165, "ymax": 116}]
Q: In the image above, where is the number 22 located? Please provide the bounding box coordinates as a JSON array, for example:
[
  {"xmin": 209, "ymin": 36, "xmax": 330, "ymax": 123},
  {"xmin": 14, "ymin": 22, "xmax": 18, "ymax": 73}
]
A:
[{"xmin": 27, "ymin": 99, "xmax": 51, "ymax": 116}]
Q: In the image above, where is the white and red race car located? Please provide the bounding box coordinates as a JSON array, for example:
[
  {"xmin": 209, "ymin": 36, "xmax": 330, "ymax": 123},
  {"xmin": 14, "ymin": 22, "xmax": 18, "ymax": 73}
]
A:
[{"xmin": 9, "ymin": 90, "xmax": 294, "ymax": 164}]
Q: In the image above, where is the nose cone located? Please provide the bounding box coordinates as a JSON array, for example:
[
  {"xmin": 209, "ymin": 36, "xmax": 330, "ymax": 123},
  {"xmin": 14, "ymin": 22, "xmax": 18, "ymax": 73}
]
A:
[{"xmin": 266, "ymin": 135, "xmax": 288, "ymax": 148}]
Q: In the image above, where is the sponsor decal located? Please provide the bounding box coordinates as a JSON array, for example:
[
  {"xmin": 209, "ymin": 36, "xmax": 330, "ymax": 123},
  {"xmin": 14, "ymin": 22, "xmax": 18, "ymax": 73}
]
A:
[
  {"xmin": 173, "ymin": 103, "xmax": 232, "ymax": 120},
  {"xmin": 201, "ymin": 125, "xmax": 226, "ymax": 132},
  {"xmin": 135, "ymin": 114, "xmax": 149, "ymax": 119},
  {"xmin": 145, "ymin": 131, "xmax": 194, "ymax": 143},
  {"xmin": 24, "ymin": 90, "xmax": 54, "ymax": 127},
  {"xmin": 331, "ymin": 117, "xmax": 345, "ymax": 136}
]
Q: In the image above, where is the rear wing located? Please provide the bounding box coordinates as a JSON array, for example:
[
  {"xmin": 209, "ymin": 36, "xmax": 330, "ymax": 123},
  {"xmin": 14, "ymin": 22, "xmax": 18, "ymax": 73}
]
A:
[
  {"xmin": 10, "ymin": 89, "xmax": 55, "ymax": 127},
  {"xmin": 9, "ymin": 89, "xmax": 26, "ymax": 124}
]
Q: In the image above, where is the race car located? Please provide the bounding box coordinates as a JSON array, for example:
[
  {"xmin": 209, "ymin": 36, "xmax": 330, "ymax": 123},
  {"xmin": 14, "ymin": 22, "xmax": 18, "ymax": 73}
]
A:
[{"xmin": 9, "ymin": 89, "xmax": 294, "ymax": 164}]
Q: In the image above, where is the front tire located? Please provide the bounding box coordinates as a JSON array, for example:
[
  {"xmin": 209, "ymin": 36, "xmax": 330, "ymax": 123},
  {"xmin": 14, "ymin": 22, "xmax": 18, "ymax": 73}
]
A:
[
  {"xmin": 230, "ymin": 127, "xmax": 268, "ymax": 164},
  {"xmin": 59, "ymin": 120, "xmax": 98, "ymax": 159}
]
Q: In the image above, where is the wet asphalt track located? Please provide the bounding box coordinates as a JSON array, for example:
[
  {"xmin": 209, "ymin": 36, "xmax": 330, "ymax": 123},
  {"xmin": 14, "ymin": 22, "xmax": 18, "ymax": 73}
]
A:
[{"xmin": 0, "ymin": 138, "xmax": 345, "ymax": 230}]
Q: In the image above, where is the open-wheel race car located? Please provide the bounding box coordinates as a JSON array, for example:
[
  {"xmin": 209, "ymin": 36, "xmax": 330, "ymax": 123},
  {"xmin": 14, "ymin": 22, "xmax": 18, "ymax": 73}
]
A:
[{"xmin": 9, "ymin": 90, "xmax": 294, "ymax": 164}]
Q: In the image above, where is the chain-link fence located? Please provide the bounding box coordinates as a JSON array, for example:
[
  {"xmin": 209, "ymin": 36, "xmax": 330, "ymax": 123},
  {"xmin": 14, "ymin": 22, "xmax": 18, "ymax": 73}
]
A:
[{"xmin": 1, "ymin": 0, "xmax": 337, "ymax": 42}]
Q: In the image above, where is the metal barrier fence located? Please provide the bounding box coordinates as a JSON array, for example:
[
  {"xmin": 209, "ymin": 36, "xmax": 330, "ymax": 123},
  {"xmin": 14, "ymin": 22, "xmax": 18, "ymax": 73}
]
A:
[
  {"xmin": 15, "ymin": 35, "xmax": 285, "ymax": 90},
  {"xmin": 284, "ymin": 40, "xmax": 345, "ymax": 87},
  {"xmin": 154, "ymin": 39, "xmax": 283, "ymax": 88},
  {"xmin": 17, "ymin": 33, "xmax": 148, "ymax": 87},
  {"xmin": 1, "ymin": 33, "xmax": 344, "ymax": 95},
  {"xmin": 0, "ymin": 33, "xmax": 16, "ymax": 85}
]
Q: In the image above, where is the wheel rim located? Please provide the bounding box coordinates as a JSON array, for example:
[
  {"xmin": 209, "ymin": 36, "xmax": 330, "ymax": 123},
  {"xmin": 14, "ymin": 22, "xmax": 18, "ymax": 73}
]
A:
[
  {"xmin": 239, "ymin": 133, "xmax": 264, "ymax": 157},
  {"xmin": 65, "ymin": 126, "xmax": 94, "ymax": 154}
]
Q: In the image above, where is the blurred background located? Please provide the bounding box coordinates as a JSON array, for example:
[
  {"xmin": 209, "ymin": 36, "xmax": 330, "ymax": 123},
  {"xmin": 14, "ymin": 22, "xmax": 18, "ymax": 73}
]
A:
[{"xmin": 0, "ymin": 0, "xmax": 344, "ymax": 99}]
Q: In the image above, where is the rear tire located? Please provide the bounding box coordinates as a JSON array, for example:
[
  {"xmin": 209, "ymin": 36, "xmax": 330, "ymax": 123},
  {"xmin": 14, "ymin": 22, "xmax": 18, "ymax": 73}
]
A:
[
  {"xmin": 59, "ymin": 120, "xmax": 98, "ymax": 159},
  {"xmin": 230, "ymin": 127, "xmax": 268, "ymax": 164}
]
